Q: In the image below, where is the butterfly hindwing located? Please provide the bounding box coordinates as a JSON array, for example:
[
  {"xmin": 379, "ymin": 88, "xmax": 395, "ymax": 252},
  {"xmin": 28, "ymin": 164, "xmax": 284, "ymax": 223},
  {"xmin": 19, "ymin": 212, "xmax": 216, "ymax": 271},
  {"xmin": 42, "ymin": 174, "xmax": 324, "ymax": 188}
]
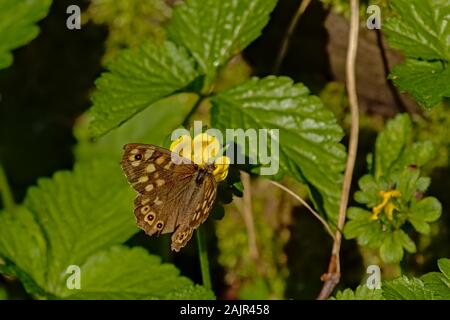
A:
[{"xmin": 170, "ymin": 174, "xmax": 217, "ymax": 251}]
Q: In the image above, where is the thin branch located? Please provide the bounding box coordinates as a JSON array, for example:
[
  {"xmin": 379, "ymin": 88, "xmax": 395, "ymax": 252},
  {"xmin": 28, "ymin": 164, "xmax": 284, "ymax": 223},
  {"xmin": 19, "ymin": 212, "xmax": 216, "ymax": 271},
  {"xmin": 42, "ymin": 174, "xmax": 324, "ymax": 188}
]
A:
[
  {"xmin": 240, "ymin": 171, "xmax": 259, "ymax": 260},
  {"xmin": 317, "ymin": 0, "xmax": 360, "ymax": 300},
  {"xmin": 0, "ymin": 163, "xmax": 15, "ymax": 211},
  {"xmin": 270, "ymin": 181, "xmax": 335, "ymax": 241},
  {"xmin": 273, "ymin": 0, "xmax": 312, "ymax": 74}
]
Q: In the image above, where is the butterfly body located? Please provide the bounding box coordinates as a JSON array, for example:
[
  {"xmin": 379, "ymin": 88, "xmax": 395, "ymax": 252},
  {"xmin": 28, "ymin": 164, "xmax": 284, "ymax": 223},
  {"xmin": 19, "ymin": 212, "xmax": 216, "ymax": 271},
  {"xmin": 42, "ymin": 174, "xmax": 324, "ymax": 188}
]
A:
[{"xmin": 121, "ymin": 143, "xmax": 217, "ymax": 251}]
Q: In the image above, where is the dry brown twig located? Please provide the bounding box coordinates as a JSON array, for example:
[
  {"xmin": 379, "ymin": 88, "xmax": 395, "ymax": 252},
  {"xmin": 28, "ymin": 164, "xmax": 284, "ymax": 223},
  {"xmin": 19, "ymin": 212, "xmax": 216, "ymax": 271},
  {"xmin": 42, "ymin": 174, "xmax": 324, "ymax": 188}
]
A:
[
  {"xmin": 238, "ymin": 171, "xmax": 259, "ymax": 260},
  {"xmin": 317, "ymin": 0, "xmax": 360, "ymax": 300}
]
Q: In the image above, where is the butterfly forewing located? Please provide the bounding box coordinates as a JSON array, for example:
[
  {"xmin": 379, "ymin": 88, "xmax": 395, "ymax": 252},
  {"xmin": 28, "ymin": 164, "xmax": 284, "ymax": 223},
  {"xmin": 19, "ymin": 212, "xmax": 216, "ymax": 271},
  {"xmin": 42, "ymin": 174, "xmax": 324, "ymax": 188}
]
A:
[{"xmin": 121, "ymin": 143, "xmax": 218, "ymax": 251}]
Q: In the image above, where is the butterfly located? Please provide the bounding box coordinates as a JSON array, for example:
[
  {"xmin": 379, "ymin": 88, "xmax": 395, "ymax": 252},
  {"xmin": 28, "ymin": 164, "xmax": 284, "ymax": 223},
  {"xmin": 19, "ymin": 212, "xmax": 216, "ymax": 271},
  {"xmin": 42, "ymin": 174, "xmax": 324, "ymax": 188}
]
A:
[{"xmin": 121, "ymin": 143, "xmax": 217, "ymax": 251}]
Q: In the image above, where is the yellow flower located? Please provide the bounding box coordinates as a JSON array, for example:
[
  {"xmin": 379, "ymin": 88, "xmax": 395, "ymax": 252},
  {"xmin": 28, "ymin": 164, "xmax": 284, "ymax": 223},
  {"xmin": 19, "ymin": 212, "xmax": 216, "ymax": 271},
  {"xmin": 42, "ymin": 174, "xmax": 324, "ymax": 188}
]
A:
[
  {"xmin": 370, "ymin": 190, "xmax": 401, "ymax": 221},
  {"xmin": 170, "ymin": 133, "xmax": 230, "ymax": 182}
]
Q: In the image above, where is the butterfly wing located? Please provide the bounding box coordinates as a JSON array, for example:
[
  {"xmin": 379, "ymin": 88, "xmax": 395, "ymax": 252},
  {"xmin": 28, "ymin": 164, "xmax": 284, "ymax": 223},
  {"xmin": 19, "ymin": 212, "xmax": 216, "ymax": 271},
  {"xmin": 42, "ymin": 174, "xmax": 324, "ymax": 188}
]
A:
[
  {"xmin": 121, "ymin": 143, "xmax": 197, "ymax": 237},
  {"xmin": 170, "ymin": 172, "xmax": 217, "ymax": 251},
  {"xmin": 121, "ymin": 143, "xmax": 218, "ymax": 252}
]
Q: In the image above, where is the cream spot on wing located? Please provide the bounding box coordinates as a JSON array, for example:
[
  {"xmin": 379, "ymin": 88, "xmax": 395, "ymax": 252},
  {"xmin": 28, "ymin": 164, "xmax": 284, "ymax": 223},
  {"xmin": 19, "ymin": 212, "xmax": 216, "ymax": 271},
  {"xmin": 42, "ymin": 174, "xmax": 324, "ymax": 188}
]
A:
[
  {"xmin": 164, "ymin": 162, "xmax": 173, "ymax": 170},
  {"xmin": 144, "ymin": 149, "xmax": 154, "ymax": 160},
  {"xmin": 156, "ymin": 179, "xmax": 165, "ymax": 187},
  {"xmin": 154, "ymin": 172, "xmax": 159, "ymax": 179},
  {"xmin": 138, "ymin": 176, "xmax": 149, "ymax": 183},
  {"xmin": 154, "ymin": 196, "xmax": 163, "ymax": 206},
  {"xmin": 145, "ymin": 184, "xmax": 154, "ymax": 192},
  {"xmin": 155, "ymin": 156, "xmax": 165, "ymax": 165},
  {"xmin": 146, "ymin": 164, "xmax": 156, "ymax": 173},
  {"xmin": 141, "ymin": 197, "xmax": 150, "ymax": 205},
  {"xmin": 131, "ymin": 161, "xmax": 141, "ymax": 167},
  {"xmin": 130, "ymin": 148, "xmax": 139, "ymax": 154}
]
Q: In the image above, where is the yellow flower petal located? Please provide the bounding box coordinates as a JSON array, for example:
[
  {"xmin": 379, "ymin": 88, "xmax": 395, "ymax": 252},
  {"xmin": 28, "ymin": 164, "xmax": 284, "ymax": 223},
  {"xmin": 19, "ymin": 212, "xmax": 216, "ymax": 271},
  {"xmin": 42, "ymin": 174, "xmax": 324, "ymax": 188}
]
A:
[
  {"xmin": 370, "ymin": 189, "xmax": 402, "ymax": 220},
  {"xmin": 170, "ymin": 133, "xmax": 230, "ymax": 181},
  {"xmin": 192, "ymin": 133, "xmax": 220, "ymax": 165},
  {"xmin": 213, "ymin": 156, "xmax": 230, "ymax": 181},
  {"xmin": 170, "ymin": 135, "xmax": 192, "ymax": 160}
]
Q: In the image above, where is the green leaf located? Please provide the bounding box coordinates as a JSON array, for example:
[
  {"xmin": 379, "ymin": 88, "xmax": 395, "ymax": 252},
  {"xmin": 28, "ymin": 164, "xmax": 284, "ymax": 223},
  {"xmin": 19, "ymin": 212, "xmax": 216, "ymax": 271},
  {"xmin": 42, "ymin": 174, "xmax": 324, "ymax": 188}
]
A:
[
  {"xmin": 90, "ymin": 41, "xmax": 199, "ymax": 137},
  {"xmin": 438, "ymin": 259, "xmax": 450, "ymax": 280},
  {"xmin": 343, "ymin": 208, "xmax": 372, "ymax": 240},
  {"xmin": 389, "ymin": 60, "xmax": 450, "ymax": 108},
  {"xmin": 0, "ymin": 263, "xmax": 52, "ymax": 298},
  {"xmin": 333, "ymin": 285, "xmax": 383, "ymax": 300},
  {"xmin": 395, "ymin": 140, "xmax": 436, "ymax": 169},
  {"xmin": 416, "ymin": 177, "xmax": 431, "ymax": 193},
  {"xmin": 0, "ymin": 207, "xmax": 47, "ymax": 292},
  {"xmin": 385, "ymin": 0, "xmax": 450, "ymax": 107},
  {"xmin": 347, "ymin": 207, "xmax": 371, "ymax": 220},
  {"xmin": 168, "ymin": 0, "xmax": 277, "ymax": 79},
  {"xmin": 385, "ymin": 0, "xmax": 449, "ymax": 61},
  {"xmin": 422, "ymin": 258, "xmax": 450, "ymax": 299},
  {"xmin": 211, "ymin": 76, "xmax": 346, "ymax": 224},
  {"xmin": 344, "ymin": 212, "xmax": 384, "ymax": 249},
  {"xmin": 396, "ymin": 230, "xmax": 416, "ymax": 253},
  {"xmin": 382, "ymin": 276, "xmax": 434, "ymax": 300},
  {"xmin": 409, "ymin": 217, "xmax": 431, "ymax": 235},
  {"xmin": 393, "ymin": 167, "xmax": 420, "ymax": 202},
  {"xmin": 62, "ymin": 246, "xmax": 214, "ymax": 300},
  {"xmin": 380, "ymin": 233, "xmax": 403, "ymax": 263},
  {"xmin": 354, "ymin": 174, "xmax": 382, "ymax": 207},
  {"xmin": 75, "ymin": 93, "xmax": 196, "ymax": 162},
  {"xmin": 410, "ymin": 197, "xmax": 442, "ymax": 222},
  {"xmin": 0, "ymin": 0, "xmax": 52, "ymax": 70},
  {"xmin": 24, "ymin": 161, "xmax": 137, "ymax": 294},
  {"xmin": 374, "ymin": 114, "xmax": 411, "ymax": 179},
  {"xmin": 335, "ymin": 259, "xmax": 450, "ymax": 300}
]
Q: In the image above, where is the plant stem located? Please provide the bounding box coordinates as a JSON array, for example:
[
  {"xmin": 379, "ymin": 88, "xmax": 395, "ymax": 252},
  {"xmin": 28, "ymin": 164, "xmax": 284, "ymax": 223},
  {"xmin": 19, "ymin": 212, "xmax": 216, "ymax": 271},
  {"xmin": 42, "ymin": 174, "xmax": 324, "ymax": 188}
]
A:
[
  {"xmin": 240, "ymin": 171, "xmax": 259, "ymax": 260},
  {"xmin": 196, "ymin": 226, "xmax": 212, "ymax": 290},
  {"xmin": 0, "ymin": 163, "xmax": 14, "ymax": 211},
  {"xmin": 182, "ymin": 95, "xmax": 203, "ymax": 128},
  {"xmin": 317, "ymin": 0, "xmax": 360, "ymax": 300},
  {"xmin": 273, "ymin": 0, "xmax": 312, "ymax": 74}
]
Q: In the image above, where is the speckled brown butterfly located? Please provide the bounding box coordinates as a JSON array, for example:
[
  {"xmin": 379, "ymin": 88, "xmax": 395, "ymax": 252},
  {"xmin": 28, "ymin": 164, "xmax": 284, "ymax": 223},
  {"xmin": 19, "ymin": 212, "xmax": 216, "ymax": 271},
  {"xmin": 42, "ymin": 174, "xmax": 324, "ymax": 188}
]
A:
[{"xmin": 121, "ymin": 143, "xmax": 217, "ymax": 251}]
